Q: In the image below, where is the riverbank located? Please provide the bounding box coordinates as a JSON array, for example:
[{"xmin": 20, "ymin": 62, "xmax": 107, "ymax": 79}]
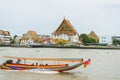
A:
[
  {"xmin": 28, "ymin": 45, "xmax": 120, "ymax": 50},
  {"xmin": 0, "ymin": 44, "xmax": 120, "ymax": 50}
]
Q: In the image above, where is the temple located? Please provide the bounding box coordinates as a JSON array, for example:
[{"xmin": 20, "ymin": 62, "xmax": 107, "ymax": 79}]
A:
[
  {"xmin": 20, "ymin": 30, "xmax": 43, "ymax": 45},
  {"xmin": 52, "ymin": 18, "xmax": 79, "ymax": 43},
  {"xmin": 88, "ymin": 31, "xmax": 99, "ymax": 42}
]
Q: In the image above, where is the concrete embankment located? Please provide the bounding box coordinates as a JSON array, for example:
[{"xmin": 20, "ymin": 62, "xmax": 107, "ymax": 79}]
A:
[
  {"xmin": 0, "ymin": 44, "xmax": 120, "ymax": 50},
  {"xmin": 28, "ymin": 45, "xmax": 120, "ymax": 50}
]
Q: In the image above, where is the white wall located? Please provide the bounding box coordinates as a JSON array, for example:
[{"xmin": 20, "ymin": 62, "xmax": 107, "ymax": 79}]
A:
[
  {"xmin": 0, "ymin": 35, "xmax": 11, "ymax": 44},
  {"xmin": 99, "ymin": 35, "xmax": 112, "ymax": 45},
  {"xmin": 52, "ymin": 34, "xmax": 79, "ymax": 42}
]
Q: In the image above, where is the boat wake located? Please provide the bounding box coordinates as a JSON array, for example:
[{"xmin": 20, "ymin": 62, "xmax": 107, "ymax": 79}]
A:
[
  {"xmin": 0, "ymin": 69, "xmax": 59, "ymax": 74},
  {"xmin": 28, "ymin": 69, "xmax": 59, "ymax": 74}
]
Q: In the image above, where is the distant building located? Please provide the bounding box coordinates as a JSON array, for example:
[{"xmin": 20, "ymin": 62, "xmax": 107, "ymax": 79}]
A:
[
  {"xmin": 0, "ymin": 30, "xmax": 10, "ymax": 36},
  {"xmin": 112, "ymin": 36, "xmax": 120, "ymax": 41},
  {"xmin": 0, "ymin": 29, "xmax": 11, "ymax": 44},
  {"xmin": 40, "ymin": 35, "xmax": 52, "ymax": 44},
  {"xmin": 14, "ymin": 36, "xmax": 22, "ymax": 44},
  {"xmin": 88, "ymin": 31, "xmax": 99, "ymax": 42},
  {"xmin": 99, "ymin": 35, "xmax": 112, "ymax": 45},
  {"xmin": 20, "ymin": 30, "xmax": 43, "ymax": 45},
  {"xmin": 52, "ymin": 18, "xmax": 79, "ymax": 43}
]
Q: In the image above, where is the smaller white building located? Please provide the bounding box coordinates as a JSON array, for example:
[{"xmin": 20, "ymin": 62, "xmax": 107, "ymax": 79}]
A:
[
  {"xmin": 99, "ymin": 35, "xmax": 112, "ymax": 45},
  {"xmin": 0, "ymin": 30, "xmax": 11, "ymax": 44},
  {"xmin": 20, "ymin": 38, "xmax": 34, "ymax": 45},
  {"xmin": 0, "ymin": 35, "xmax": 11, "ymax": 44}
]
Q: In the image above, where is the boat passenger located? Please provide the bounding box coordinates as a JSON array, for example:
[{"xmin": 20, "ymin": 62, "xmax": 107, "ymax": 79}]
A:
[
  {"xmin": 36, "ymin": 63, "xmax": 38, "ymax": 66},
  {"xmin": 16, "ymin": 59, "xmax": 21, "ymax": 64}
]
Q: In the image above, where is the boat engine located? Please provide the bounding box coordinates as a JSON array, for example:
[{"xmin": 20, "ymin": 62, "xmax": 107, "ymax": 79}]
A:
[{"xmin": 5, "ymin": 59, "xmax": 13, "ymax": 64}]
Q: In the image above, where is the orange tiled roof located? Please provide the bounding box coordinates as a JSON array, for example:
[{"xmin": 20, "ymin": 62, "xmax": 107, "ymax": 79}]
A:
[
  {"xmin": 21, "ymin": 30, "xmax": 43, "ymax": 42},
  {"xmin": 27, "ymin": 30, "xmax": 37, "ymax": 36},
  {"xmin": 88, "ymin": 31, "xmax": 99, "ymax": 42},
  {"xmin": 0, "ymin": 30, "xmax": 10, "ymax": 36},
  {"xmin": 3, "ymin": 31, "xmax": 10, "ymax": 36},
  {"xmin": 52, "ymin": 19, "xmax": 78, "ymax": 35}
]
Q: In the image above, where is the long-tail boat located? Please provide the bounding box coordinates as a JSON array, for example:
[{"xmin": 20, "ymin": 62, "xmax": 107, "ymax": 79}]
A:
[{"xmin": 0, "ymin": 56, "xmax": 91, "ymax": 72}]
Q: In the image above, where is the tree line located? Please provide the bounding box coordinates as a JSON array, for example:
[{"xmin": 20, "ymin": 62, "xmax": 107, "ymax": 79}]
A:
[{"xmin": 79, "ymin": 34, "xmax": 120, "ymax": 46}]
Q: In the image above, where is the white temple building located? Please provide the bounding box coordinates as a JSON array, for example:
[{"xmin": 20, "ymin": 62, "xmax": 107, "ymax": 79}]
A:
[{"xmin": 52, "ymin": 18, "xmax": 79, "ymax": 43}]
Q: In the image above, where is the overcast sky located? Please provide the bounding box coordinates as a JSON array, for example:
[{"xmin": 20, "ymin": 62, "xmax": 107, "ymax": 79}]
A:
[{"xmin": 0, "ymin": 0, "xmax": 120, "ymax": 36}]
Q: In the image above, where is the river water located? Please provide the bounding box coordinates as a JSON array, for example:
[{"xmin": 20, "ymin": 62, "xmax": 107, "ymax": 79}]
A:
[{"xmin": 0, "ymin": 47, "xmax": 120, "ymax": 80}]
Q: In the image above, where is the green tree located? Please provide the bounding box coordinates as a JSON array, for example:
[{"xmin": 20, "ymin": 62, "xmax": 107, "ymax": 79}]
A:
[
  {"xmin": 10, "ymin": 37, "xmax": 14, "ymax": 44},
  {"xmin": 113, "ymin": 39, "xmax": 120, "ymax": 46},
  {"xmin": 88, "ymin": 37, "xmax": 96, "ymax": 43},
  {"xmin": 10, "ymin": 35, "xmax": 18, "ymax": 44},
  {"xmin": 79, "ymin": 34, "xmax": 89, "ymax": 45},
  {"xmin": 13, "ymin": 35, "xmax": 18, "ymax": 44},
  {"xmin": 79, "ymin": 34, "xmax": 97, "ymax": 45}
]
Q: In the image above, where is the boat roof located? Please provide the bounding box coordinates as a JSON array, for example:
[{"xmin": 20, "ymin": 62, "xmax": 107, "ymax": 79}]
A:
[{"xmin": 3, "ymin": 56, "xmax": 83, "ymax": 62}]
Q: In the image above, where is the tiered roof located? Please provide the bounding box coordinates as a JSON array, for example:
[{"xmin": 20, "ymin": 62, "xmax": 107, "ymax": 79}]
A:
[
  {"xmin": 0, "ymin": 29, "xmax": 10, "ymax": 36},
  {"xmin": 52, "ymin": 19, "xmax": 78, "ymax": 35},
  {"xmin": 21, "ymin": 30, "xmax": 43, "ymax": 42},
  {"xmin": 88, "ymin": 31, "xmax": 99, "ymax": 42}
]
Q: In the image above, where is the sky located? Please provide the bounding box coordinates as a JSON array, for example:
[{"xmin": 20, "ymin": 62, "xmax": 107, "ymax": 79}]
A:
[{"xmin": 0, "ymin": 0, "xmax": 120, "ymax": 36}]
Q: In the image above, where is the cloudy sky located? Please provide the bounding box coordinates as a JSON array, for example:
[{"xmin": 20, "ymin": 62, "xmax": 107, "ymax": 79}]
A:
[{"xmin": 0, "ymin": 0, "xmax": 120, "ymax": 36}]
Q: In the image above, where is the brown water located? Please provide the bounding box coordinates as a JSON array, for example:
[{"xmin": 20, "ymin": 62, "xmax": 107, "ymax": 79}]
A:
[{"xmin": 0, "ymin": 47, "xmax": 120, "ymax": 80}]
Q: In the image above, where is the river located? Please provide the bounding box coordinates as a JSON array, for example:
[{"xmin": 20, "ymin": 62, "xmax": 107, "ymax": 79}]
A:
[{"xmin": 0, "ymin": 47, "xmax": 120, "ymax": 80}]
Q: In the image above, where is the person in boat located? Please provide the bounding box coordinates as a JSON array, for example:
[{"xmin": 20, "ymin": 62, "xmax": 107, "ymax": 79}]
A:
[
  {"xmin": 36, "ymin": 63, "xmax": 38, "ymax": 66},
  {"xmin": 16, "ymin": 58, "xmax": 21, "ymax": 64}
]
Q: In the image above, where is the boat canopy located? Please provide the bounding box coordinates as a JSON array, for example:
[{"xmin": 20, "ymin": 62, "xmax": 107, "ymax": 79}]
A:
[{"xmin": 3, "ymin": 56, "xmax": 83, "ymax": 62}]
